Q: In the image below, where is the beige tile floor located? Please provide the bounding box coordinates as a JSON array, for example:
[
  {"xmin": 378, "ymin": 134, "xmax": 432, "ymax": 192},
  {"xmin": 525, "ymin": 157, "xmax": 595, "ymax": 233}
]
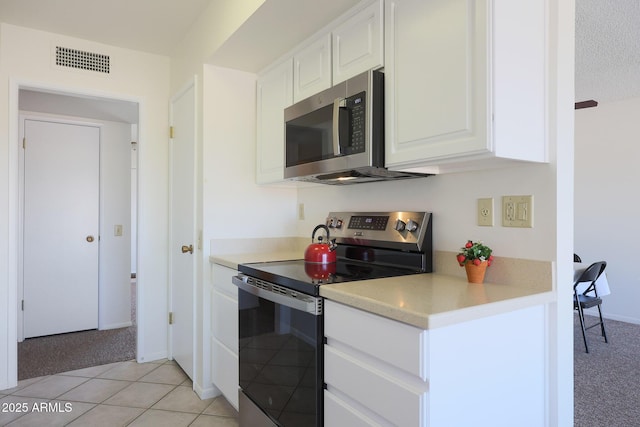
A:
[{"xmin": 0, "ymin": 359, "xmax": 238, "ymax": 426}]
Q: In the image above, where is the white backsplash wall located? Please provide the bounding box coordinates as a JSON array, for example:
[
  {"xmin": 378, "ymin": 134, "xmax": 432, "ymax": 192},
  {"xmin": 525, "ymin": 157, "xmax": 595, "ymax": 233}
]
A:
[{"xmin": 296, "ymin": 162, "xmax": 555, "ymax": 262}]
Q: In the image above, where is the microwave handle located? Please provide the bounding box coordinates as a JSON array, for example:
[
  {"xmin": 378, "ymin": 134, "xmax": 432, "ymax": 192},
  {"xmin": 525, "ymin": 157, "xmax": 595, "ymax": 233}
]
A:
[{"xmin": 332, "ymin": 98, "xmax": 346, "ymax": 156}]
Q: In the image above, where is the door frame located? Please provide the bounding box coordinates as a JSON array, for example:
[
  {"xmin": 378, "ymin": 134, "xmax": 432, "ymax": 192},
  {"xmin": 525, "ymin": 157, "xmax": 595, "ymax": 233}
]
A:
[
  {"xmin": 167, "ymin": 77, "xmax": 198, "ymax": 376},
  {"xmin": 6, "ymin": 80, "xmax": 141, "ymax": 387},
  {"xmin": 18, "ymin": 115, "xmax": 102, "ymax": 340}
]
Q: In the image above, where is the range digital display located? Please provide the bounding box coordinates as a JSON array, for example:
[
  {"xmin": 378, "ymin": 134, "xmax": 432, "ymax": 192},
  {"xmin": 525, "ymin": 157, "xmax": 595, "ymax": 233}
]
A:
[{"xmin": 348, "ymin": 215, "xmax": 389, "ymax": 231}]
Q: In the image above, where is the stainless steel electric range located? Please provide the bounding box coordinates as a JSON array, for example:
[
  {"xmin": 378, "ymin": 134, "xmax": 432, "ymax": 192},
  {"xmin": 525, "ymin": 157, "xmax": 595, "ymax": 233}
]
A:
[{"xmin": 233, "ymin": 211, "xmax": 433, "ymax": 427}]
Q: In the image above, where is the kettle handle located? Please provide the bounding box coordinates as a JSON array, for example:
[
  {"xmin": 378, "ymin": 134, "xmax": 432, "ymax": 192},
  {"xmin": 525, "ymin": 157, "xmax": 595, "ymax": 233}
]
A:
[{"xmin": 311, "ymin": 224, "xmax": 331, "ymax": 242}]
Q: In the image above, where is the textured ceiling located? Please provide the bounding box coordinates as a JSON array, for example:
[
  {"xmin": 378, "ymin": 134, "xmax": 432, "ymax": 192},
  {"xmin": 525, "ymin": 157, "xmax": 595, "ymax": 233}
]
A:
[{"xmin": 575, "ymin": 0, "xmax": 640, "ymax": 103}]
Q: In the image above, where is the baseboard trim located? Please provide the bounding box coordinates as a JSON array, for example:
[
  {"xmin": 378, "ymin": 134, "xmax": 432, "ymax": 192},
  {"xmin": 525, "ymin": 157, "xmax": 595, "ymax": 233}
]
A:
[
  {"xmin": 137, "ymin": 351, "xmax": 167, "ymax": 364},
  {"xmin": 99, "ymin": 321, "xmax": 132, "ymax": 330},
  {"xmin": 194, "ymin": 381, "xmax": 221, "ymax": 400}
]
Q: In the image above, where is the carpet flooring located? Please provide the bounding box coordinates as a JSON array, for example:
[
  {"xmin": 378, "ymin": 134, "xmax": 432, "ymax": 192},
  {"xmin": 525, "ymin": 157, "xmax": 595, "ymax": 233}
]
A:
[
  {"xmin": 17, "ymin": 280, "xmax": 136, "ymax": 381},
  {"xmin": 574, "ymin": 314, "xmax": 640, "ymax": 426}
]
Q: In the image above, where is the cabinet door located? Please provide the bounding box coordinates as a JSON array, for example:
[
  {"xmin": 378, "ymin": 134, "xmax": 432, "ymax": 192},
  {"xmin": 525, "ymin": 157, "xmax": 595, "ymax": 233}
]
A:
[
  {"xmin": 385, "ymin": 0, "xmax": 489, "ymax": 168},
  {"xmin": 332, "ymin": 0, "xmax": 384, "ymax": 84},
  {"xmin": 256, "ymin": 59, "xmax": 293, "ymax": 184},
  {"xmin": 293, "ymin": 34, "xmax": 332, "ymax": 102}
]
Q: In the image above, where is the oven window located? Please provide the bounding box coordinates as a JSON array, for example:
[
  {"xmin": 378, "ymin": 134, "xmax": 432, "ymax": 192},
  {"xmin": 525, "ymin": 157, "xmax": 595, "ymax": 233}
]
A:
[{"xmin": 239, "ymin": 290, "xmax": 322, "ymax": 426}]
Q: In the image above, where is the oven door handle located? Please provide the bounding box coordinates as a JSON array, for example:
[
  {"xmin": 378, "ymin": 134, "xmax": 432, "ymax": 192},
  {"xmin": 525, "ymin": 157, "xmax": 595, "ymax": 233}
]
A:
[{"xmin": 233, "ymin": 275, "xmax": 322, "ymax": 315}]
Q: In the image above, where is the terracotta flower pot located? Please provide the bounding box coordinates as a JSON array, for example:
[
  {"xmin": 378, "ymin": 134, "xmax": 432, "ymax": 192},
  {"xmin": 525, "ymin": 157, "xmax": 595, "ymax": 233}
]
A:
[{"xmin": 464, "ymin": 260, "xmax": 488, "ymax": 284}]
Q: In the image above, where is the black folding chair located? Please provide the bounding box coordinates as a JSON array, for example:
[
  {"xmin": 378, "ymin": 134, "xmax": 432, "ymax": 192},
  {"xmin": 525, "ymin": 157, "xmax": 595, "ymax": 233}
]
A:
[{"xmin": 573, "ymin": 261, "xmax": 608, "ymax": 353}]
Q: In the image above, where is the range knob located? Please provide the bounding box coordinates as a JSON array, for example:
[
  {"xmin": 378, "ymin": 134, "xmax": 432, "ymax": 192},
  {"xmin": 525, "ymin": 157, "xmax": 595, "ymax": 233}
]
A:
[
  {"xmin": 394, "ymin": 219, "xmax": 406, "ymax": 231},
  {"xmin": 326, "ymin": 217, "xmax": 343, "ymax": 229},
  {"xmin": 406, "ymin": 219, "xmax": 419, "ymax": 232}
]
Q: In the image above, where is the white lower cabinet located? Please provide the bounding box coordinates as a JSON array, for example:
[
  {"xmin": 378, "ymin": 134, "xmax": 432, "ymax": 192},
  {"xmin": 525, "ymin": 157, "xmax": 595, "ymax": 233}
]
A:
[
  {"xmin": 324, "ymin": 300, "xmax": 547, "ymax": 426},
  {"xmin": 210, "ymin": 264, "xmax": 239, "ymax": 409},
  {"xmin": 324, "ymin": 300, "xmax": 428, "ymax": 426}
]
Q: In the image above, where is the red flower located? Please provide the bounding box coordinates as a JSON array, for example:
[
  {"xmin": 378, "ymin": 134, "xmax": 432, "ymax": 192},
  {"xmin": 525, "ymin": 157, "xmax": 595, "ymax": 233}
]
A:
[
  {"xmin": 473, "ymin": 259, "xmax": 481, "ymax": 266},
  {"xmin": 465, "ymin": 240, "xmax": 473, "ymax": 249}
]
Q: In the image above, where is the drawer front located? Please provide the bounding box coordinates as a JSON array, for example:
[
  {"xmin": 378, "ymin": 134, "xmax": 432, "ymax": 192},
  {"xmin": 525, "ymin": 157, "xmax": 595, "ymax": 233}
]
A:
[
  {"xmin": 211, "ymin": 264, "xmax": 238, "ymax": 298},
  {"xmin": 211, "ymin": 337, "xmax": 239, "ymax": 410},
  {"xmin": 211, "ymin": 289, "xmax": 238, "ymax": 350},
  {"xmin": 325, "ymin": 300, "xmax": 427, "ymax": 379},
  {"xmin": 324, "ymin": 390, "xmax": 385, "ymax": 427},
  {"xmin": 325, "ymin": 345, "xmax": 427, "ymax": 426}
]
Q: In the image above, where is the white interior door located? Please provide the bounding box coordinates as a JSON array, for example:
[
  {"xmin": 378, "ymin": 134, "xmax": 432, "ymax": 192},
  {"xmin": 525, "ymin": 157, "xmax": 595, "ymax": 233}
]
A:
[
  {"xmin": 169, "ymin": 82, "xmax": 196, "ymax": 379},
  {"xmin": 23, "ymin": 119, "xmax": 100, "ymax": 338}
]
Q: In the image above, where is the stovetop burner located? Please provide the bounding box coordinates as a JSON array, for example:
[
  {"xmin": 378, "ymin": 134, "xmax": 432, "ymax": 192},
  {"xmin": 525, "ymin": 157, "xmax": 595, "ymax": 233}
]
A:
[{"xmin": 238, "ymin": 258, "xmax": 424, "ymax": 296}]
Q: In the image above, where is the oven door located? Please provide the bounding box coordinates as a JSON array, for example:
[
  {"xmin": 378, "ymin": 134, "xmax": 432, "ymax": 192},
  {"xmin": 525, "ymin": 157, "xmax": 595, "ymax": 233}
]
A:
[{"xmin": 233, "ymin": 275, "xmax": 323, "ymax": 427}]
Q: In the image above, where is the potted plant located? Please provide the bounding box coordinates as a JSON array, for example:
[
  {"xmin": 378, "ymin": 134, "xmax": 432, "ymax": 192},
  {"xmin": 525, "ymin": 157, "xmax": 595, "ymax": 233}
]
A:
[{"xmin": 456, "ymin": 240, "xmax": 494, "ymax": 283}]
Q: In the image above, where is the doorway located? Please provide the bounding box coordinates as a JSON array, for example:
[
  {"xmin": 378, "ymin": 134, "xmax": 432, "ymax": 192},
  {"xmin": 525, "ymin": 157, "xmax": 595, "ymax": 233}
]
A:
[{"xmin": 17, "ymin": 88, "xmax": 140, "ymax": 378}]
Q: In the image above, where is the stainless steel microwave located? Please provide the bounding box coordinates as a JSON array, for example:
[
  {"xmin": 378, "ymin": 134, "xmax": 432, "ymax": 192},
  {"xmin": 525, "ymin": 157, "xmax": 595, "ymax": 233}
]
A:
[{"xmin": 284, "ymin": 69, "xmax": 429, "ymax": 185}]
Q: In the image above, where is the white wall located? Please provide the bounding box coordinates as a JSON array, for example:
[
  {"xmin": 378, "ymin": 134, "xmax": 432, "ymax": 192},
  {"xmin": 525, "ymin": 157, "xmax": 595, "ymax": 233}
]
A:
[
  {"xmin": 575, "ymin": 98, "xmax": 640, "ymax": 324},
  {"xmin": 0, "ymin": 23, "xmax": 171, "ymax": 390},
  {"xmin": 196, "ymin": 65, "xmax": 297, "ymax": 397},
  {"xmin": 297, "ymin": 163, "xmax": 556, "ymax": 260}
]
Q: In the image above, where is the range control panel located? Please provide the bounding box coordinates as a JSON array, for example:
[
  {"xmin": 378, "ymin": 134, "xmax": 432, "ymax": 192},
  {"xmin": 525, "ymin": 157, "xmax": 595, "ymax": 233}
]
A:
[{"xmin": 326, "ymin": 211, "xmax": 432, "ymax": 252}]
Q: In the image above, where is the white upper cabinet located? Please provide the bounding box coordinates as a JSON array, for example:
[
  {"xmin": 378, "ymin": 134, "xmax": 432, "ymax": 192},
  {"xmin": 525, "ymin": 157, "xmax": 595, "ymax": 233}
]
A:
[
  {"xmin": 293, "ymin": 34, "xmax": 332, "ymax": 103},
  {"xmin": 256, "ymin": 0, "xmax": 384, "ymax": 184},
  {"xmin": 384, "ymin": 0, "xmax": 547, "ymax": 173},
  {"xmin": 256, "ymin": 59, "xmax": 293, "ymax": 184},
  {"xmin": 332, "ymin": 0, "xmax": 384, "ymax": 84}
]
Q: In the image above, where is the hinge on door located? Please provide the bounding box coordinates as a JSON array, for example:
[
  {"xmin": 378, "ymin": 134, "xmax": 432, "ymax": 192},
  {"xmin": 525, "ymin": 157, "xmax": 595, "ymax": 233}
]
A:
[
  {"xmin": 22, "ymin": 138, "xmax": 26, "ymax": 149},
  {"xmin": 169, "ymin": 312, "xmax": 174, "ymax": 325},
  {"xmin": 21, "ymin": 300, "xmax": 24, "ymax": 311},
  {"xmin": 169, "ymin": 126, "xmax": 174, "ymax": 139}
]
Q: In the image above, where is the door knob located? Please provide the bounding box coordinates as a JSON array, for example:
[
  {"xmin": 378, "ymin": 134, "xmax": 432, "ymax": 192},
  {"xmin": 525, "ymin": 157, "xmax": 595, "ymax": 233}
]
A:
[
  {"xmin": 86, "ymin": 235, "xmax": 95, "ymax": 242},
  {"xmin": 181, "ymin": 244, "xmax": 194, "ymax": 254}
]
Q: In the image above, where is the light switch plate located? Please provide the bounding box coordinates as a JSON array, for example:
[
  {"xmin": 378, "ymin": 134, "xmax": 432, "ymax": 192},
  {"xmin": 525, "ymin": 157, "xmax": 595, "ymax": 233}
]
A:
[
  {"xmin": 477, "ymin": 198, "xmax": 494, "ymax": 226},
  {"xmin": 502, "ymin": 195, "xmax": 533, "ymax": 228}
]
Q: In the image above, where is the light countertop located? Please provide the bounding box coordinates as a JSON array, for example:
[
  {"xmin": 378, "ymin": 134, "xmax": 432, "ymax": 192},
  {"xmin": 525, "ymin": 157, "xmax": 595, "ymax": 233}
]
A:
[
  {"xmin": 210, "ymin": 252, "xmax": 303, "ymax": 270},
  {"xmin": 210, "ymin": 246, "xmax": 555, "ymax": 330},
  {"xmin": 319, "ymin": 274, "xmax": 554, "ymax": 329}
]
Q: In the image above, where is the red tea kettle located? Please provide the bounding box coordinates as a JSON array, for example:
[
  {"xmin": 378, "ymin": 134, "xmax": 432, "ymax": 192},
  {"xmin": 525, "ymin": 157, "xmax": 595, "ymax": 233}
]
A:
[{"xmin": 304, "ymin": 224, "xmax": 337, "ymax": 264}]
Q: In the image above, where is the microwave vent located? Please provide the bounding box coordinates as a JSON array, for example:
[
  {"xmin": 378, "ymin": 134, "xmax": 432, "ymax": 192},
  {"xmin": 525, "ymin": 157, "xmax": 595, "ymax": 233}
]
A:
[{"xmin": 55, "ymin": 46, "xmax": 110, "ymax": 74}]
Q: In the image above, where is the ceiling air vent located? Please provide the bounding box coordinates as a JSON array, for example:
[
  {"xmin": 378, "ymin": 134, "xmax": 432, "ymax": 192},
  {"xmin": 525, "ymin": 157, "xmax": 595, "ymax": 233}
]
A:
[{"xmin": 55, "ymin": 46, "xmax": 110, "ymax": 74}]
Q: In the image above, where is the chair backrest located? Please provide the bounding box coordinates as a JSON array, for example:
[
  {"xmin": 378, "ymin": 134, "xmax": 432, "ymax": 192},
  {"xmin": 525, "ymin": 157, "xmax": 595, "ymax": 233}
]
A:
[{"xmin": 574, "ymin": 261, "xmax": 607, "ymax": 293}]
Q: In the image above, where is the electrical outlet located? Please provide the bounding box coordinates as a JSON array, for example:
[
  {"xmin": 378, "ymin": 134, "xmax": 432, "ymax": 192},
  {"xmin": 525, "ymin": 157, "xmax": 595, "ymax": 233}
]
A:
[
  {"xmin": 502, "ymin": 195, "xmax": 533, "ymax": 227},
  {"xmin": 477, "ymin": 198, "xmax": 494, "ymax": 226},
  {"xmin": 114, "ymin": 224, "xmax": 123, "ymax": 236}
]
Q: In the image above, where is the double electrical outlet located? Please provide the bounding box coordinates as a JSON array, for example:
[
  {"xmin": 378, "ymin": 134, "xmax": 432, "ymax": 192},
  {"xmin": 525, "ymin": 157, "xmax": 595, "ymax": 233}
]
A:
[{"xmin": 477, "ymin": 196, "xmax": 533, "ymax": 228}]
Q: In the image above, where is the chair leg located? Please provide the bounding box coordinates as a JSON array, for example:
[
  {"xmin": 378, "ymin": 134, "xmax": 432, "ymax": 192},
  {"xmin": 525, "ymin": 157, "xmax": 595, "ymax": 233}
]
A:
[
  {"xmin": 596, "ymin": 304, "xmax": 608, "ymax": 344},
  {"xmin": 576, "ymin": 304, "xmax": 589, "ymax": 353}
]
